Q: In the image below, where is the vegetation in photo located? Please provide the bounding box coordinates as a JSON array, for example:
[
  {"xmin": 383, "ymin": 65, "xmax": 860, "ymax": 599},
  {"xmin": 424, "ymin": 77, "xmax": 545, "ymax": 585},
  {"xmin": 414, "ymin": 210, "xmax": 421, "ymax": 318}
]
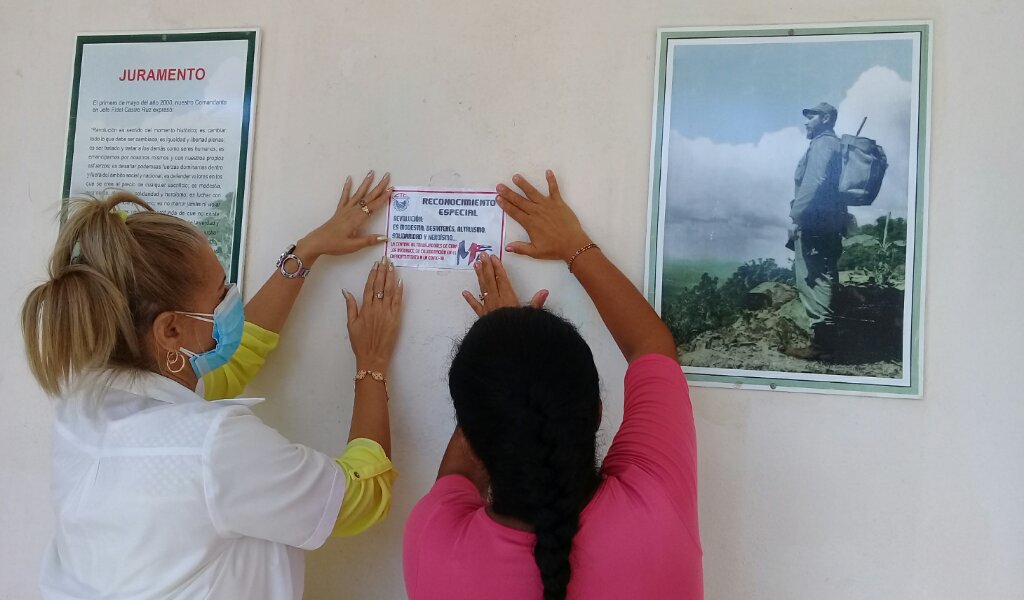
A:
[{"xmin": 662, "ymin": 215, "xmax": 907, "ymax": 377}]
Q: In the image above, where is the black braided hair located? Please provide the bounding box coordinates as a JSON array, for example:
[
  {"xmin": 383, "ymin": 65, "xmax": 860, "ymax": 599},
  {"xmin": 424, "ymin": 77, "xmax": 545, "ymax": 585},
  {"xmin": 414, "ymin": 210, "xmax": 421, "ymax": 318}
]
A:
[{"xmin": 450, "ymin": 307, "xmax": 601, "ymax": 600}]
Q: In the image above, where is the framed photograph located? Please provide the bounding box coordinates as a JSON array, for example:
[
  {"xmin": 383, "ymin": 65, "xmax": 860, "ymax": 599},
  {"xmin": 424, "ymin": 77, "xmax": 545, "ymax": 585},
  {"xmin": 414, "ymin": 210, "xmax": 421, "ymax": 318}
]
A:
[{"xmin": 645, "ymin": 22, "xmax": 931, "ymax": 397}]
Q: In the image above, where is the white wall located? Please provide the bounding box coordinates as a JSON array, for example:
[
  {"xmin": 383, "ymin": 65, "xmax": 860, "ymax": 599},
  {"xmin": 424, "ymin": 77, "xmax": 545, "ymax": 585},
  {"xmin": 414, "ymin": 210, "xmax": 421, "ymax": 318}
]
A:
[{"xmin": 2, "ymin": 1, "xmax": 1022, "ymax": 598}]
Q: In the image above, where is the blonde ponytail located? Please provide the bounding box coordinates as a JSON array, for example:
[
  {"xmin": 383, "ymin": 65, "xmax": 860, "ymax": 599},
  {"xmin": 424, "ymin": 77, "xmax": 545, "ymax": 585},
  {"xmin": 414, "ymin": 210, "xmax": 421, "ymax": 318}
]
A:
[
  {"xmin": 22, "ymin": 266, "xmax": 136, "ymax": 395},
  {"xmin": 22, "ymin": 192, "xmax": 209, "ymax": 396}
]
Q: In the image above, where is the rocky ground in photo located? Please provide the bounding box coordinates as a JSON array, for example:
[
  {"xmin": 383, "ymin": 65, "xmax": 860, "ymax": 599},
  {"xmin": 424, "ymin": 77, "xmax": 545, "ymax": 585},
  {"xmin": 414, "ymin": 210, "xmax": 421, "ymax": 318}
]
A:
[{"xmin": 679, "ymin": 279, "xmax": 904, "ymax": 378}]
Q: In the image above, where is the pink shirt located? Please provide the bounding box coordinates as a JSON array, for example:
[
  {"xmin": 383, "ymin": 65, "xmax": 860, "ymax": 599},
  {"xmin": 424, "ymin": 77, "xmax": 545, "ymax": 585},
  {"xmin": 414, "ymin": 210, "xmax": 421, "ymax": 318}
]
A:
[{"xmin": 404, "ymin": 354, "xmax": 703, "ymax": 599}]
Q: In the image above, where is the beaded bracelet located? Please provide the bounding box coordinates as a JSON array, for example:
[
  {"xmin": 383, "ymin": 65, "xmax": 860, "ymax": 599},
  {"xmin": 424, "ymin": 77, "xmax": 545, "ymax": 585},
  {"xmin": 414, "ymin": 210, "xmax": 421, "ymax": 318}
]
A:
[
  {"xmin": 567, "ymin": 243, "xmax": 599, "ymax": 273},
  {"xmin": 354, "ymin": 370, "xmax": 389, "ymax": 396}
]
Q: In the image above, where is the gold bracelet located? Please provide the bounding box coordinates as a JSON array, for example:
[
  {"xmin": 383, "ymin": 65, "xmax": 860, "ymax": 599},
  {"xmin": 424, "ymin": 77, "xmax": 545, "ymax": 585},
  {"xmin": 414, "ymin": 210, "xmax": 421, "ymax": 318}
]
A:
[
  {"xmin": 354, "ymin": 370, "xmax": 389, "ymax": 396},
  {"xmin": 567, "ymin": 243, "xmax": 599, "ymax": 273}
]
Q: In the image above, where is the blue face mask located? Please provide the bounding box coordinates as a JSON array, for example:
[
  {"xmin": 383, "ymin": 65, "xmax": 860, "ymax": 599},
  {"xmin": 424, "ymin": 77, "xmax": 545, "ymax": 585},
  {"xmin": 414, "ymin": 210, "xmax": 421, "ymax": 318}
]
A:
[{"xmin": 176, "ymin": 284, "xmax": 245, "ymax": 380}]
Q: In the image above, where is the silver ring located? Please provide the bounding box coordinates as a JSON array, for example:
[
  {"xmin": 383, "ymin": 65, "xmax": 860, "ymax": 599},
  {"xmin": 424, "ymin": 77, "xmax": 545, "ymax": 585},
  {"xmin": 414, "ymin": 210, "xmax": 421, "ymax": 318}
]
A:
[
  {"xmin": 360, "ymin": 205, "xmax": 371, "ymax": 215},
  {"xmin": 375, "ymin": 290, "xmax": 384, "ymax": 300}
]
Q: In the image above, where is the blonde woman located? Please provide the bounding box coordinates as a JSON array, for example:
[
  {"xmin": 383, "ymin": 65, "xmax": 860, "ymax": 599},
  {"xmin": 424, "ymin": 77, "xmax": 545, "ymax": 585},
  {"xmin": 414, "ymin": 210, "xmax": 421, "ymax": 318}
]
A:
[{"xmin": 22, "ymin": 172, "xmax": 402, "ymax": 599}]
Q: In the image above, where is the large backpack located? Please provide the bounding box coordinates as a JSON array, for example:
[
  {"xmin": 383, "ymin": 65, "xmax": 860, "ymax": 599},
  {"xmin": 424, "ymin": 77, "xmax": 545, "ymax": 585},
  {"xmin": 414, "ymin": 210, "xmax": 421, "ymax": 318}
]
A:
[{"xmin": 838, "ymin": 117, "xmax": 888, "ymax": 206}]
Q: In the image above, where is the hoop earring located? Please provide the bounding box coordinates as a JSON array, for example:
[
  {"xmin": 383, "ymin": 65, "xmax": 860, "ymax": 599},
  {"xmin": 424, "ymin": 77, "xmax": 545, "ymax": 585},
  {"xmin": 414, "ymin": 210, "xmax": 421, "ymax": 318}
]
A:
[{"xmin": 166, "ymin": 350, "xmax": 187, "ymax": 374}]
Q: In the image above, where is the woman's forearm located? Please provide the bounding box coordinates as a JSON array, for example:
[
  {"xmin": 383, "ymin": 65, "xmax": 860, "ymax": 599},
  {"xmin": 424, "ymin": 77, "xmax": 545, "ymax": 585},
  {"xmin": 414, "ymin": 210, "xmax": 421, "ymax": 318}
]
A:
[
  {"xmin": 348, "ymin": 377, "xmax": 391, "ymax": 456},
  {"xmin": 437, "ymin": 427, "xmax": 488, "ymax": 497},
  {"xmin": 568, "ymin": 246, "xmax": 677, "ymax": 363},
  {"xmin": 243, "ymin": 239, "xmax": 321, "ymax": 333},
  {"xmin": 343, "ymin": 258, "xmax": 401, "ymax": 458}
]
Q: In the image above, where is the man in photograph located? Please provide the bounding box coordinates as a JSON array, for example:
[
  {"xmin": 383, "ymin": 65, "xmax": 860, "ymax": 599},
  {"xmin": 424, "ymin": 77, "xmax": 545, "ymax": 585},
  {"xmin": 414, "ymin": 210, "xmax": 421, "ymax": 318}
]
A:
[{"xmin": 785, "ymin": 101, "xmax": 846, "ymax": 360}]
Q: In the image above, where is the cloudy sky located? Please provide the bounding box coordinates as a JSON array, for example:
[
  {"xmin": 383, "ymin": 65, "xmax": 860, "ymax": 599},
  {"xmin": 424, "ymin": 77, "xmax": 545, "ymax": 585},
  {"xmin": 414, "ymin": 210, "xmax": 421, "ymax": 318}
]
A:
[{"xmin": 661, "ymin": 34, "xmax": 920, "ymax": 264}]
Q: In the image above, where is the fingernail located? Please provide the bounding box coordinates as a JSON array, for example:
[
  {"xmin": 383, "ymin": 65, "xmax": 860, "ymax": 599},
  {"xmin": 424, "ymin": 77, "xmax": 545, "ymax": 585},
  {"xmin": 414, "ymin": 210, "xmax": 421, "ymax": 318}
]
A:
[
  {"xmin": 367, "ymin": 169, "xmax": 375, "ymax": 178},
  {"xmin": 496, "ymin": 184, "xmax": 506, "ymax": 192},
  {"xmin": 388, "ymin": 262, "xmax": 394, "ymax": 272},
  {"xmin": 372, "ymin": 261, "xmax": 379, "ymax": 270},
  {"xmin": 376, "ymin": 235, "xmax": 388, "ymax": 242},
  {"xmin": 505, "ymin": 245, "xmax": 513, "ymax": 252},
  {"xmin": 473, "ymin": 261, "xmax": 481, "ymax": 270},
  {"xmin": 383, "ymin": 172, "xmax": 390, "ymax": 179},
  {"xmin": 386, "ymin": 186, "xmax": 394, "ymax": 192},
  {"xmin": 342, "ymin": 288, "xmax": 349, "ymax": 297},
  {"xmin": 346, "ymin": 175, "xmax": 352, "ymax": 184},
  {"xmin": 398, "ymin": 279, "xmax": 403, "ymax": 287}
]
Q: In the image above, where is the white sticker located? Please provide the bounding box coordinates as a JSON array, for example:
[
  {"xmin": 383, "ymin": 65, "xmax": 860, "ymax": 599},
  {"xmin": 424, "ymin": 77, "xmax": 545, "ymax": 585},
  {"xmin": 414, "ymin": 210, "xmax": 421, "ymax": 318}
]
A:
[{"xmin": 385, "ymin": 188, "xmax": 505, "ymax": 270}]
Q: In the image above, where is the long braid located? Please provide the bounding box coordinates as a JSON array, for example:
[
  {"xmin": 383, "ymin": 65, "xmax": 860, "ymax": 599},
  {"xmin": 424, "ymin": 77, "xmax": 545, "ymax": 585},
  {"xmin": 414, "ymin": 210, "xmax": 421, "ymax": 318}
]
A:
[
  {"xmin": 451, "ymin": 307, "xmax": 601, "ymax": 600},
  {"xmin": 530, "ymin": 399, "xmax": 599, "ymax": 599}
]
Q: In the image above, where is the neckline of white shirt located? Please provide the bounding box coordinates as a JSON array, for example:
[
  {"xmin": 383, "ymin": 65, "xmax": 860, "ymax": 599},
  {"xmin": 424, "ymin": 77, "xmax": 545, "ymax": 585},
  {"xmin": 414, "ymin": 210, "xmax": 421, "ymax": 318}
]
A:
[{"xmin": 68, "ymin": 369, "xmax": 264, "ymax": 407}]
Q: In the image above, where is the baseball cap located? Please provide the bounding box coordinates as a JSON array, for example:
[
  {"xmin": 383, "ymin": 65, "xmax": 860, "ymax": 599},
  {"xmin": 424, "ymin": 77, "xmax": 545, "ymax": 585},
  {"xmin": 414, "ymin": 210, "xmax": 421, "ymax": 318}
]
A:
[{"xmin": 802, "ymin": 102, "xmax": 838, "ymax": 122}]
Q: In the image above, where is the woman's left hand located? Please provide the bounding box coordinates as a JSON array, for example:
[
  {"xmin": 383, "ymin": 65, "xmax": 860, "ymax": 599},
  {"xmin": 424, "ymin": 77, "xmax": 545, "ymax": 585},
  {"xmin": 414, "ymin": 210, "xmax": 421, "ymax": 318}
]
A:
[
  {"xmin": 301, "ymin": 170, "xmax": 393, "ymax": 258},
  {"xmin": 461, "ymin": 253, "xmax": 548, "ymax": 317},
  {"xmin": 345, "ymin": 257, "xmax": 403, "ymax": 373}
]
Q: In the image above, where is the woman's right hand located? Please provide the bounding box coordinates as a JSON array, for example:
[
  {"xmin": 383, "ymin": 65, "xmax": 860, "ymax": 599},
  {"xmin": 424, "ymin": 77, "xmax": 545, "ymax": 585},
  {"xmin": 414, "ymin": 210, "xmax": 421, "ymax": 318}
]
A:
[
  {"xmin": 495, "ymin": 170, "xmax": 592, "ymax": 263},
  {"xmin": 344, "ymin": 257, "xmax": 403, "ymax": 373},
  {"xmin": 300, "ymin": 171, "xmax": 393, "ymax": 260},
  {"xmin": 499, "ymin": 172, "xmax": 677, "ymax": 361}
]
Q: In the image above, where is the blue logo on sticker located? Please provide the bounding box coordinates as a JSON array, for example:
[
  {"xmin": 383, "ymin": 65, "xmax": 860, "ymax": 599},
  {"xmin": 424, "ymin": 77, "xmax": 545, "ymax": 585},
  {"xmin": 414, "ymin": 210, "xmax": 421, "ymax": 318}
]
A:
[{"xmin": 393, "ymin": 193, "xmax": 409, "ymax": 212}]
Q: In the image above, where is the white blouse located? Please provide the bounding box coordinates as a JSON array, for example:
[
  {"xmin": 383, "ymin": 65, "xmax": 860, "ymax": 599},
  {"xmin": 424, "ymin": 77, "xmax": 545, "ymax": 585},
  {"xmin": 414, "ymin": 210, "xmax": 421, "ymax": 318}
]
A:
[{"xmin": 40, "ymin": 371, "xmax": 345, "ymax": 600}]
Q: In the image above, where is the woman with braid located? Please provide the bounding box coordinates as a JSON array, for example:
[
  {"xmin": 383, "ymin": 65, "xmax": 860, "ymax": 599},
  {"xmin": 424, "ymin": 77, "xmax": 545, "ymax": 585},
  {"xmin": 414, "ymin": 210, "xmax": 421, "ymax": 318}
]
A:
[{"xmin": 403, "ymin": 171, "xmax": 703, "ymax": 599}]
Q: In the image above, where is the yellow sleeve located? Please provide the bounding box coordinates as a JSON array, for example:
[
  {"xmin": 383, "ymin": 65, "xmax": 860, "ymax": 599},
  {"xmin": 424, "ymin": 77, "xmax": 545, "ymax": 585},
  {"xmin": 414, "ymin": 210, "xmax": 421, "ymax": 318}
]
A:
[
  {"xmin": 201, "ymin": 322, "xmax": 280, "ymax": 400},
  {"xmin": 331, "ymin": 438, "xmax": 397, "ymax": 537}
]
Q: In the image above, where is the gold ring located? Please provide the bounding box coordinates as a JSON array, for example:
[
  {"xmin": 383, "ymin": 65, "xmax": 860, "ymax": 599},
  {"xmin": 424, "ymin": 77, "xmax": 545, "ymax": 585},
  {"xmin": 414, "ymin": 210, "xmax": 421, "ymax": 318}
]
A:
[
  {"xmin": 478, "ymin": 291, "xmax": 488, "ymax": 302},
  {"xmin": 375, "ymin": 291, "xmax": 384, "ymax": 300},
  {"xmin": 360, "ymin": 205, "xmax": 371, "ymax": 215}
]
